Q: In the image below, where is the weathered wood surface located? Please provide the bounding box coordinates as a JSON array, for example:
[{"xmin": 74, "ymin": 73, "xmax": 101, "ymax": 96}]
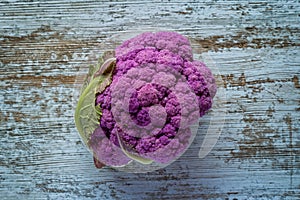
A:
[{"xmin": 0, "ymin": 1, "xmax": 299, "ymax": 199}]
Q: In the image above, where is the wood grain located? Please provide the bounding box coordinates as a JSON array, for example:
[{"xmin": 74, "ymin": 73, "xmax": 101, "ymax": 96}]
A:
[{"xmin": 0, "ymin": 1, "xmax": 299, "ymax": 199}]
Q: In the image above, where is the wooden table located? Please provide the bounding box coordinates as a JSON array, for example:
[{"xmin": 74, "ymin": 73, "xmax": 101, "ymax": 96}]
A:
[{"xmin": 1, "ymin": 1, "xmax": 299, "ymax": 199}]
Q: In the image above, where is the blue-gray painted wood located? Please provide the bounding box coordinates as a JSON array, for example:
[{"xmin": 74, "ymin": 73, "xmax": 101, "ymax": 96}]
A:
[{"xmin": 0, "ymin": 1, "xmax": 299, "ymax": 199}]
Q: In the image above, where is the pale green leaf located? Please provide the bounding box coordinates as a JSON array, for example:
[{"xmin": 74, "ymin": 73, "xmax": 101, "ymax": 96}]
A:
[
  {"xmin": 74, "ymin": 54, "xmax": 116, "ymax": 146},
  {"xmin": 116, "ymin": 132, "xmax": 153, "ymax": 165}
]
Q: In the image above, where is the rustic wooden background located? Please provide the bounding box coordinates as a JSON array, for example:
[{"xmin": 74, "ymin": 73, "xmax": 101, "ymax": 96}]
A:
[{"xmin": 1, "ymin": 0, "xmax": 299, "ymax": 199}]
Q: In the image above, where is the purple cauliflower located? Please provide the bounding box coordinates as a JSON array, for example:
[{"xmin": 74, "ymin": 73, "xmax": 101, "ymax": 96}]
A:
[{"xmin": 89, "ymin": 31, "xmax": 216, "ymax": 167}]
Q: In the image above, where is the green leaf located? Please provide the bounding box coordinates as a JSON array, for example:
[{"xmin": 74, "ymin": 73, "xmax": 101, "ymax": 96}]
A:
[
  {"xmin": 80, "ymin": 51, "xmax": 114, "ymax": 95},
  {"xmin": 74, "ymin": 54, "xmax": 116, "ymax": 146},
  {"xmin": 75, "ymin": 51, "xmax": 153, "ymax": 165},
  {"xmin": 80, "ymin": 61, "xmax": 102, "ymax": 95},
  {"xmin": 116, "ymin": 132, "xmax": 153, "ymax": 165}
]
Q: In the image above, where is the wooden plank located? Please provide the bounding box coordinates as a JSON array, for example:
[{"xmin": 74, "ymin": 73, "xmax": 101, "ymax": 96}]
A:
[{"xmin": 0, "ymin": 1, "xmax": 299, "ymax": 199}]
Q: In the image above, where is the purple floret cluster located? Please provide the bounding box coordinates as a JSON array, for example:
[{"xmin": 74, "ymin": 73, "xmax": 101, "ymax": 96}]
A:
[
  {"xmin": 90, "ymin": 31, "xmax": 217, "ymax": 166},
  {"xmin": 115, "ymin": 32, "xmax": 193, "ymax": 61}
]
